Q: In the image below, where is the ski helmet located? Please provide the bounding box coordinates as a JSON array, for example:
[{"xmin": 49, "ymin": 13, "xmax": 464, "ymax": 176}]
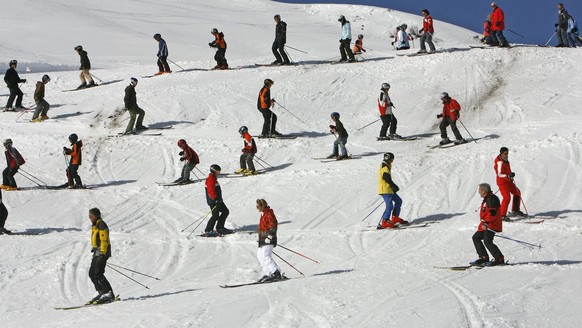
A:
[
  {"xmin": 153, "ymin": 33, "xmax": 161, "ymax": 40},
  {"xmin": 3, "ymin": 139, "xmax": 13, "ymax": 147},
  {"xmin": 440, "ymin": 92, "xmax": 450, "ymax": 100},
  {"xmin": 42, "ymin": 75, "xmax": 51, "ymax": 83},
  {"xmin": 383, "ymin": 152, "xmax": 394, "ymax": 163},
  {"xmin": 9, "ymin": 60, "xmax": 17, "ymax": 66},
  {"xmin": 69, "ymin": 133, "xmax": 78, "ymax": 143},
  {"xmin": 331, "ymin": 112, "xmax": 340, "ymax": 119},
  {"xmin": 238, "ymin": 126, "xmax": 248, "ymax": 134},
  {"xmin": 177, "ymin": 139, "xmax": 187, "ymax": 148},
  {"xmin": 274, "ymin": 14, "xmax": 281, "ymax": 20},
  {"xmin": 358, "ymin": 34, "xmax": 364, "ymax": 39},
  {"xmin": 130, "ymin": 77, "xmax": 138, "ymax": 86},
  {"xmin": 400, "ymin": 24, "xmax": 408, "ymax": 30},
  {"xmin": 264, "ymin": 78, "xmax": 274, "ymax": 86},
  {"xmin": 74, "ymin": 45, "xmax": 83, "ymax": 51},
  {"xmin": 381, "ymin": 82, "xmax": 390, "ymax": 90},
  {"xmin": 210, "ymin": 164, "xmax": 222, "ymax": 173},
  {"xmin": 211, "ymin": 28, "xmax": 218, "ymax": 34},
  {"xmin": 338, "ymin": 15, "xmax": 346, "ymax": 22}
]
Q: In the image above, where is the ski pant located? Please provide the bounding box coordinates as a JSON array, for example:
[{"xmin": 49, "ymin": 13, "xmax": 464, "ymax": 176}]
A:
[
  {"xmin": 332, "ymin": 137, "xmax": 348, "ymax": 157},
  {"xmin": 240, "ymin": 153, "xmax": 256, "ymax": 172},
  {"xmin": 157, "ymin": 56, "xmax": 171, "ymax": 72},
  {"xmin": 498, "ymin": 182, "xmax": 521, "ymax": 217},
  {"xmin": 257, "ymin": 245, "xmax": 280, "ymax": 276},
  {"xmin": 272, "ymin": 40, "xmax": 290, "ymax": 63},
  {"xmin": 125, "ymin": 107, "xmax": 145, "ymax": 132},
  {"xmin": 205, "ymin": 201, "xmax": 229, "ymax": 232},
  {"xmin": 379, "ymin": 114, "xmax": 397, "ymax": 137},
  {"xmin": 32, "ymin": 100, "xmax": 50, "ymax": 120},
  {"xmin": 419, "ymin": 32, "xmax": 436, "ymax": 51},
  {"xmin": 6, "ymin": 87, "xmax": 23, "ymax": 109},
  {"xmin": 381, "ymin": 193, "xmax": 402, "ymax": 220},
  {"xmin": 0, "ymin": 202, "xmax": 8, "ymax": 229},
  {"xmin": 472, "ymin": 230, "xmax": 503, "ymax": 260},
  {"xmin": 557, "ymin": 28, "xmax": 569, "ymax": 46},
  {"xmin": 79, "ymin": 70, "xmax": 94, "ymax": 84},
  {"xmin": 259, "ymin": 108, "xmax": 277, "ymax": 136},
  {"xmin": 214, "ymin": 48, "xmax": 228, "ymax": 67},
  {"xmin": 567, "ymin": 32, "xmax": 582, "ymax": 47},
  {"xmin": 339, "ymin": 39, "xmax": 355, "ymax": 61},
  {"xmin": 66, "ymin": 164, "xmax": 82, "ymax": 187},
  {"xmin": 89, "ymin": 255, "xmax": 113, "ymax": 295},
  {"xmin": 492, "ymin": 30, "xmax": 508, "ymax": 46},
  {"xmin": 2, "ymin": 167, "xmax": 18, "ymax": 188},
  {"xmin": 181, "ymin": 162, "xmax": 196, "ymax": 181},
  {"xmin": 439, "ymin": 117, "xmax": 463, "ymax": 141}
]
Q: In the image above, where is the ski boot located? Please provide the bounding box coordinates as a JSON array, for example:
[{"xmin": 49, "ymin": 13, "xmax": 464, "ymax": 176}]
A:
[
  {"xmin": 86, "ymin": 293, "xmax": 103, "ymax": 305},
  {"xmin": 391, "ymin": 216, "xmax": 409, "ymax": 225},
  {"xmin": 77, "ymin": 82, "xmax": 87, "ymax": 90},
  {"xmin": 243, "ymin": 170, "xmax": 258, "ymax": 176},
  {"xmin": 485, "ymin": 256, "xmax": 505, "ymax": 267},
  {"xmin": 377, "ymin": 219, "xmax": 395, "ymax": 229},
  {"xmin": 454, "ymin": 139, "xmax": 467, "ymax": 145},
  {"xmin": 95, "ymin": 291, "xmax": 114, "ymax": 304},
  {"xmin": 470, "ymin": 256, "xmax": 489, "ymax": 266},
  {"xmin": 439, "ymin": 138, "xmax": 452, "ymax": 145},
  {"xmin": 234, "ymin": 168, "xmax": 247, "ymax": 174},
  {"xmin": 31, "ymin": 118, "xmax": 42, "ymax": 123}
]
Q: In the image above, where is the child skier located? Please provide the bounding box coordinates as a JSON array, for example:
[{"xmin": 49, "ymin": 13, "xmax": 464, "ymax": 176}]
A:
[
  {"xmin": 123, "ymin": 77, "xmax": 147, "ymax": 135},
  {"xmin": 234, "ymin": 126, "xmax": 258, "ymax": 176},
  {"xmin": 31, "ymin": 74, "xmax": 51, "ymax": 122},
  {"xmin": 256, "ymin": 199, "xmax": 282, "ymax": 282},
  {"xmin": 327, "ymin": 112, "xmax": 349, "ymax": 160},
  {"xmin": 1, "ymin": 139, "xmax": 25, "ymax": 190},
  {"xmin": 74, "ymin": 46, "xmax": 95, "ymax": 89},
  {"xmin": 437, "ymin": 92, "xmax": 466, "ymax": 145},
  {"xmin": 63, "ymin": 134, "xmax": 83, "ymax": 189},
  {"xmin": 377, "ymin": 152, "xmax": 408, "ymax": 229},
  {"xmin": 175, "ymin": 139, "xmax": 200, "ymax": 184},
  {"xmin": 377, "ymin": 83, "xmax": 401, "ymax": 140},
  {"xmin": 87, "ymin": 208, "xmax": 116, "ymax": 304},
  {"xmin": 209, "ymin": 28, "xmax": 228, "ymax": 69},
  {"xmin": 472, "ymin": 183, "xmax": 505, "ymax": 266},
  {"xmin": 391, "ymin": 25, "xmax": 411, "ymax": 50},
  {"xmin": 204, "ymin": 164, "xmax": 232, "ymax": 236},
  {"xmin": 353, "ymin": 34, "xmax": 366, "ymax": 54}
]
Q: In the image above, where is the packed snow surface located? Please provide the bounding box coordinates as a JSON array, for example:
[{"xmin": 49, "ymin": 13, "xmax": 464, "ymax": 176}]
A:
[{"xmin": 1, "ymin": 1, "xmax": 581, "ymax": 327}]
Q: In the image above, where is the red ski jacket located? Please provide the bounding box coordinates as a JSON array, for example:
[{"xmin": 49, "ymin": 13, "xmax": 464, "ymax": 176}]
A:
[
  {"xmin": 491, "ymin": 7, "xmax": 505, "ymax": 31},
  {"xmin": 258, "ymin": 206, "xmax": 278, "ymax": 246},
  {"xmin": 181, "ymin": 144, "xmax": 200, "ymax": 164},
  {"xmin": 494, "ymin": 154, "xmax": 513, "ymax": 186},
  {"xmin": 479, "ymin": 192, "xmax": 502, "ymax": 232},
  {"xmin": 205, "ymin": 173, "xmax": 222, "ymax": 205},
  {"xmin": 423, "ymin": 15, "xmax": 435, "ymax": 34},
  {"xmin": 5, "ymin": 147, "xmax": 25, "ymax": 169},
  {"xmin": 242, "ymin": 132, "xmax": 257, "ymax": 154},
  {"xmin": 442, "ymin": 98, "xmax": 461, "ymax": 121}
]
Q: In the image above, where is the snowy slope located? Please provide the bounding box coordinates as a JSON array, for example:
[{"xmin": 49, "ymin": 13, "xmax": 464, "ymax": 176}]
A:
[{"xmin": 1, "ymin": 1, "xmax": 581, "ymax": 327}]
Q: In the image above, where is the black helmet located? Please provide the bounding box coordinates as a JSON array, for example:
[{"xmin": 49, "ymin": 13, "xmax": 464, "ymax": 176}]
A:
[
  {"xmin": 3, "ymin": 139, "xmax": 13, "ymax": 147},
  {"xmin": 381, "ymin": 82, "xmax": 390, "ymax": 90},
  {"xmin": 210, "ymin": 164, "xmax": 222, "ymax": 173},
  {"xmin": 69, "ymin": 133, "xmax": 78, "ymax": 143},
  {"xmin": 238, "ymin": 126, "xmax": 248, "ymax": 134},
  {"xmin": 211, "ymin": 28, "xmax": 218, "ymax": 34},
  {"xmin": 400, "ymin": 24, "xmax": 408, "ymax": 30},
  {"xmin": 264, "ymin": 78, "xmax": 274, "ymax": 86},
  {"xmin": 358, "ymin": 34, "xmax": 364, "ymax": 39},
  {"xmin": 338, "ymin": 15, "xmax": 346, "ymax": 22},
  {"xmin": 331, "ymin": 112, "xmax": 340, "ymax": 119},
  {"xmin": 440, "ymin": 92, "xmax": 450, "ymax": 100},
  {"xmin": 383, "ymin": 152, "xmax": 394, "ymax": 163},
  {"xmin": 153, "ymin": 33, "xmax": 161, "ymax": 40},
  {"xmin": 9, "ymin": 59, "xmax": 17, "ymax": 66},
  {"xmin": 74, "ymin": 45, "xmax": 83, "ymax": 51},
  {"xmin": 130, "ymin": 77, "xmax": 138, "ymax": 86},
  {"xmin": 42, "ymin": 74, "xmax": 51, "ymax": 83},
  {"xmin": 274, "ymin": 14, "xmax": 281, "ymax": 20}
]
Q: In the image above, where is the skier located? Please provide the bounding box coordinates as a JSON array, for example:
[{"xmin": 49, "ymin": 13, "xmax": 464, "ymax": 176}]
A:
[
  {"xmin": 153, "ymin": 33, "xmax": 171, "ymax": 74},
  {"xmin": 209, "ymin": 28, "xmax": 228, "ymax": 69},
  {"xmin": 175, "ymin": 139, "xmax": 200, "ymax": 184},
  {"xmin": 204, "ymin": 164, "xmax": 231, "ymax": 235},
  {"xmin": 123, "ymin": 78, "xmax": 147, "ymax": 135},
  {"xmin": 327, "ymin": 112, "xmax": 349, "ymax": 160},
  {"xmin": 436, "ymin": 92, "xmax": 465, "ymax": 145},
  {"xmin": 566, "ymin": 14, "xmax": 582, "ymax": 47},
  {"xmin": 31, "ymin": 75, "xmax": 51, "ymax": 122},
  {"xmin": 418, "ymin": 9, "xmax": 436, "ymax": 53},
  {"xmin": 63, "ymin": 134, "xmax": 83, "ymax": 189},
  {"xmin": 490, "ymin": 2, "xmax": 509, "ymax": 47},
  {"xmin": 556, "ymin": 3, "xmax": 571, "ymax": 47},
  {"xmin": 256, "ymin": 199, "xmax": 282, "ymax": 282},
  {"xmin": 338, "ymin": 15, "xmax": 355, "ymax": 62},
  {"xmin": 0, "ymin": 189, "xmax": 10, "ymax": 235},
  {"xmin": 74, "ymin": 46, "xmax": 95, "ymax": 89},
  {"xmin": 3, "ymin": 60, "xmax": 27, "ymax": 111},
  {"xmin": 353, "ymin": 34, "xmax": 366, "ymax": 55},
  {"xmin": 1, "ymin": 139, "xmax": 25, "ymax": 190},
  {"xmin": 377, "ymin": 152, "xmax": 408, "ymax": 229},
  {"xmin": 234, "ymin": 126, "xmax": 258, "ymax": 176},
  {"xmin": 472, "ymin": 183, "xmax": 505, "ymax": 266},
  {"xmin": 257, "ymin": 79, "xmax": 281, "ymax": 137},
  {"xmin": 377, "ymin": 83, "xmax": 401, "ymax": 140},
  {"xmin": 272, "ymin": 14, "xmax": 290, "ymax": 65},
  {"xmin": 87, "ymin": 208, "xmax": 116, "ymax": 304},
  {"xmin": 494, "ymin": 147, "xmax": 523, "ymax": 219},
  {"xmin": 391, "ymin": 25, "xmax": 410, "ymax": 50}
]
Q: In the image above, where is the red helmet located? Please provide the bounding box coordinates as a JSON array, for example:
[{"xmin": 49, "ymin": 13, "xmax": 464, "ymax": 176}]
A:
[{"xmin": 177, "ymin": 139, "xmax": 187, "ymax": 147}]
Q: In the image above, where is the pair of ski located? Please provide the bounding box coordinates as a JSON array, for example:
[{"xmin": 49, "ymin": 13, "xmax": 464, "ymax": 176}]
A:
[
  {"xmin": 435, "ymin": 262, "xmax": 510, "ymax": 271},
  {"xmin": 198, "ymin": 230, "xmax": 236, "ymax": 238},
  {"xmin": 427, "ymin": 141, "xmax": 468, "ymax": 149},
  {"xmin": 220, "ymin": 276, "xmax": 290, "ymax": 288},
  {"xmin": 313, "ymin": 156, "xmax": 360, "ymax": 163},
  {"xmin": 54, "ymin": 295, "xmax": 121, "ymax": 310},
  {"xmin": 254, "ymin": 134, "xmax": 301, "ymax": 140},
  {"xmin": 156, "ymin": 179, "xmax": 199, "ymax": 187},
  {"xmin": 109, "ymin": 125, "xmax": 173, "ymax": 137},
  {"xmin": 44, "ymin": 184, "xmax": 93, "ymax": 190},
  {"xmin": 504, "ymin": 215, "xmax": 550, "ymax": 224},
  {"xmin": 377, "ymin": 136, "xmax": 417, "ymax": 142}
]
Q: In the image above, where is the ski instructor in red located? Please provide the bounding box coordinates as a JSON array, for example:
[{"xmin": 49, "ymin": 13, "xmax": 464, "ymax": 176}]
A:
[
  {"xmin": 494, "ymin": 147, "xmax": 523, "ymax": 219},
  {"xmin": 472, "ymin": 183, "xmax": 504, "ymax": 266}
]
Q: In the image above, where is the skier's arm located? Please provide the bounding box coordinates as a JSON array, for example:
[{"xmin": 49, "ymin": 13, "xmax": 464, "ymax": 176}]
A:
[
  {"xmin": 495, "ymin": 161, "xmax": 508, "ymax": 179},
  {"xmin": 485, "ymin": 196, "xmax": 500, "ymax": 218},
  {"xmin": 382, "ymin": 172, "xmax": 399, "ymax": 191}
]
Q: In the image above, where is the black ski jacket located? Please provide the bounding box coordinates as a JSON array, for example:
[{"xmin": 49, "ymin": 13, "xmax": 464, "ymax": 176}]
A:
[
  {"xmin": 78, "ymin": 50, "xmax": 91, "ymax": 70},
  {"xmin": 4, "ymin": 68, "xmax": 24, "ymax": 88},
  {"xmin": 275, "ymin": 21, "xmax": 287, "ymax": 44}
]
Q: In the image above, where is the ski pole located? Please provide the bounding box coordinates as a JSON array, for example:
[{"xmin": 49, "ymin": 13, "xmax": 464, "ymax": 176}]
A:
[
  {"xmin": 195, "ymin": 166, "xmax": 205, "ymax": 176},
  {"xmin": 273, "ymin": 251, "xmax": 304, "ymax": 276},
  {"xmin": 254, "ymin": 155, "xmax": 273, "ymax": 168},
  {"xmin": 362, "ymin": 200, "xmax": 384, "ymax": 222},
  {"xmin": 457, "ymin": 119, "xmax": 477, "ymax": 143},
  {"xmin": 285, "ymin": 45, "xmax": 309, "ymax": 54},
  {"xmin": 273, "ymin": 101, "xmax": 306, "ymax": 124},
  {"xmin": 90, "ymin": 73, "xmax": 105, "ymax": 83},
  {"xmin": 513, "ymin": 182, "xmax": 529, "ymax": 216},
  {"xmin": 545, "ymin": 32, "xmax": 556, "ymax": 46},
  {"xmin": 507, "ymin": 29, "xmax": 525, "ymax": 38},
  {"xmin": 284, "ymin": 49, "xmax": 295, "ymax": 64},
  {"xmin": 167, "ymin": 59, "xmax": 185, "ymax": 71},
  {"xmin": 356, "ymin": 118, "xmax": 381, "ymax": 132},
  {"xmin": 182, "ymin": 206, "xmax": 216, "ymax": 232},
  {"xmin": 254, "ymin": 158, "xmax": 267, "ymax": 170},
  {"xmin": 107, "ymin": 264, "xmax": 150, "ymax": 289},
  {"xmin": 490, "ymin": 231, "xmax": 541, "ymax": 249},
  {"xmin": 107, "ymin": 263, "xmax": 161, "ymax": 280},
  {"xmin": 277, "ymin": 244, "xmax": 320, "ymax": 264},
  {"xmin": 18, "ymin": 169, "xmax": 47, "ymax": 186}
]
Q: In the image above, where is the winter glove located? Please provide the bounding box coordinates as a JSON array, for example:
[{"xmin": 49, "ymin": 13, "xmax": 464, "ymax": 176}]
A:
[
  {"xmin": 179, "ymin": 157, "xmax": 185, "ymax": 162},
  {"xmin": 388, "ymin": 102, "xmax": 394, "ymax": 107},
  {"xmin": 391, "ymin": 184, "xmax": 400, "ymax": 193},
  {"xmin": 508, "ymin": 172, "xmax": 515, "ymax": 178},
  {"xmin": 363, "ymin": 49, "xmax": 367, "ymax": 52},
  {"xmin": 91, "ymin": 248, "xmax": 97, "ymax": 253},
  {"xmin": 555, "ymin": 23, "xmax": 559, "ymax": 27},
  {"xmin": 495, "ymin": 21, "xmax": 501, "ymax": 27},
  {"xmin": 271, "ymin": 98, "xmax": 276, "ymax": 103},
  {"xmin": 436, "ymin": 114, "xmax": 443, "ymax": 119},
  {"xmin": 340, "ymin": 39, "xmax": 343, "ymax": 43},
  {"xmin": 419, "ymin": 29, "xmax": 424, "ymax": 33},
  {"xmin": 391, "ymin": 41, "xmax": 395, "ymax": 45},
  {"xmin": 22, "ymin": 79, "xmax": 27, "ymax": 83},
  {"xmin": 179, "ymin": 151, "xmax": 184, "ymax": 156},
  {"xmin": 208, "ymin": 42, "xmax": 213, "ymax": 47}
]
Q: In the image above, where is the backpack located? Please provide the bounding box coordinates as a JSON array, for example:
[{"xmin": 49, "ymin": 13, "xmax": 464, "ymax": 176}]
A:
[{"xmin": 568, "ymin": 16, "xmax": 578, "ymax": 33}]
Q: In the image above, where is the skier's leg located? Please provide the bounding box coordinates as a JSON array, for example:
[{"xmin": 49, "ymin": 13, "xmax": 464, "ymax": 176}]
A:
[
  {"xmin": 391, "ymin": 193, "xmax": 402, "ymax": 217},
  {"xmin": 389, "ymin": 115, "xmax": 398, "ymax": 135},
  {"xmin": 125, "ymin": 110, "xmax": 137, "ymax": 133},
  {"xmin": 204, "ymin": 205, "xmax": 219, "ymax": 232},
  {"xmin": 135, "ymin": 107, "xmax": 145, "ymax": 128},
  {"xmin": 240, "ymin": 154, "xmax": 248, "ymax": 170},
  {"xmin": 247, "ymin": 154, "xmax": 256, "ymax": 172},
  {"xmin": 216, "ymin": 202, "xmax": 229, "ymax": 230},
  {"xmin": 498, "ymin": 184, "xmax": 510, "ymax": 217},
  {"xmin": 450, "ymin": 120, "xmax": 463, "ymax": 140},
  {"xmin": 0, "ymin": 203, "xmax": 8, "ymax": 229},
  {"xmin": 14, "ymin": 88, "xmax": 23, "ymax": 108},
  {"xmin": 439, "ymin": 119, "xmax": 449, "ymax": 139},
  {"xmin": 381, "ymin": 194, "xmax": 394, "ymax": 220},
  {"xmin": 379, "ymin": 115, "xmax": 390, "ymax": 138},
  {"xmin": 509, "ymin": 183, "xmax": 521, "ymax": 212},
  {"xmin": 483, "ymin": 230, "xmax": 503, "ymax": 259},
  {"xmin": 472, "ymin": 231, "xmax": 489, "ymax": 259},
  {"xmin": 66, "ymin": 166, "xmax": 74, "ymax": 186},
  {"xmin": 272, "ymin": 41, "xmax": 283, "ymax": 63}
]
